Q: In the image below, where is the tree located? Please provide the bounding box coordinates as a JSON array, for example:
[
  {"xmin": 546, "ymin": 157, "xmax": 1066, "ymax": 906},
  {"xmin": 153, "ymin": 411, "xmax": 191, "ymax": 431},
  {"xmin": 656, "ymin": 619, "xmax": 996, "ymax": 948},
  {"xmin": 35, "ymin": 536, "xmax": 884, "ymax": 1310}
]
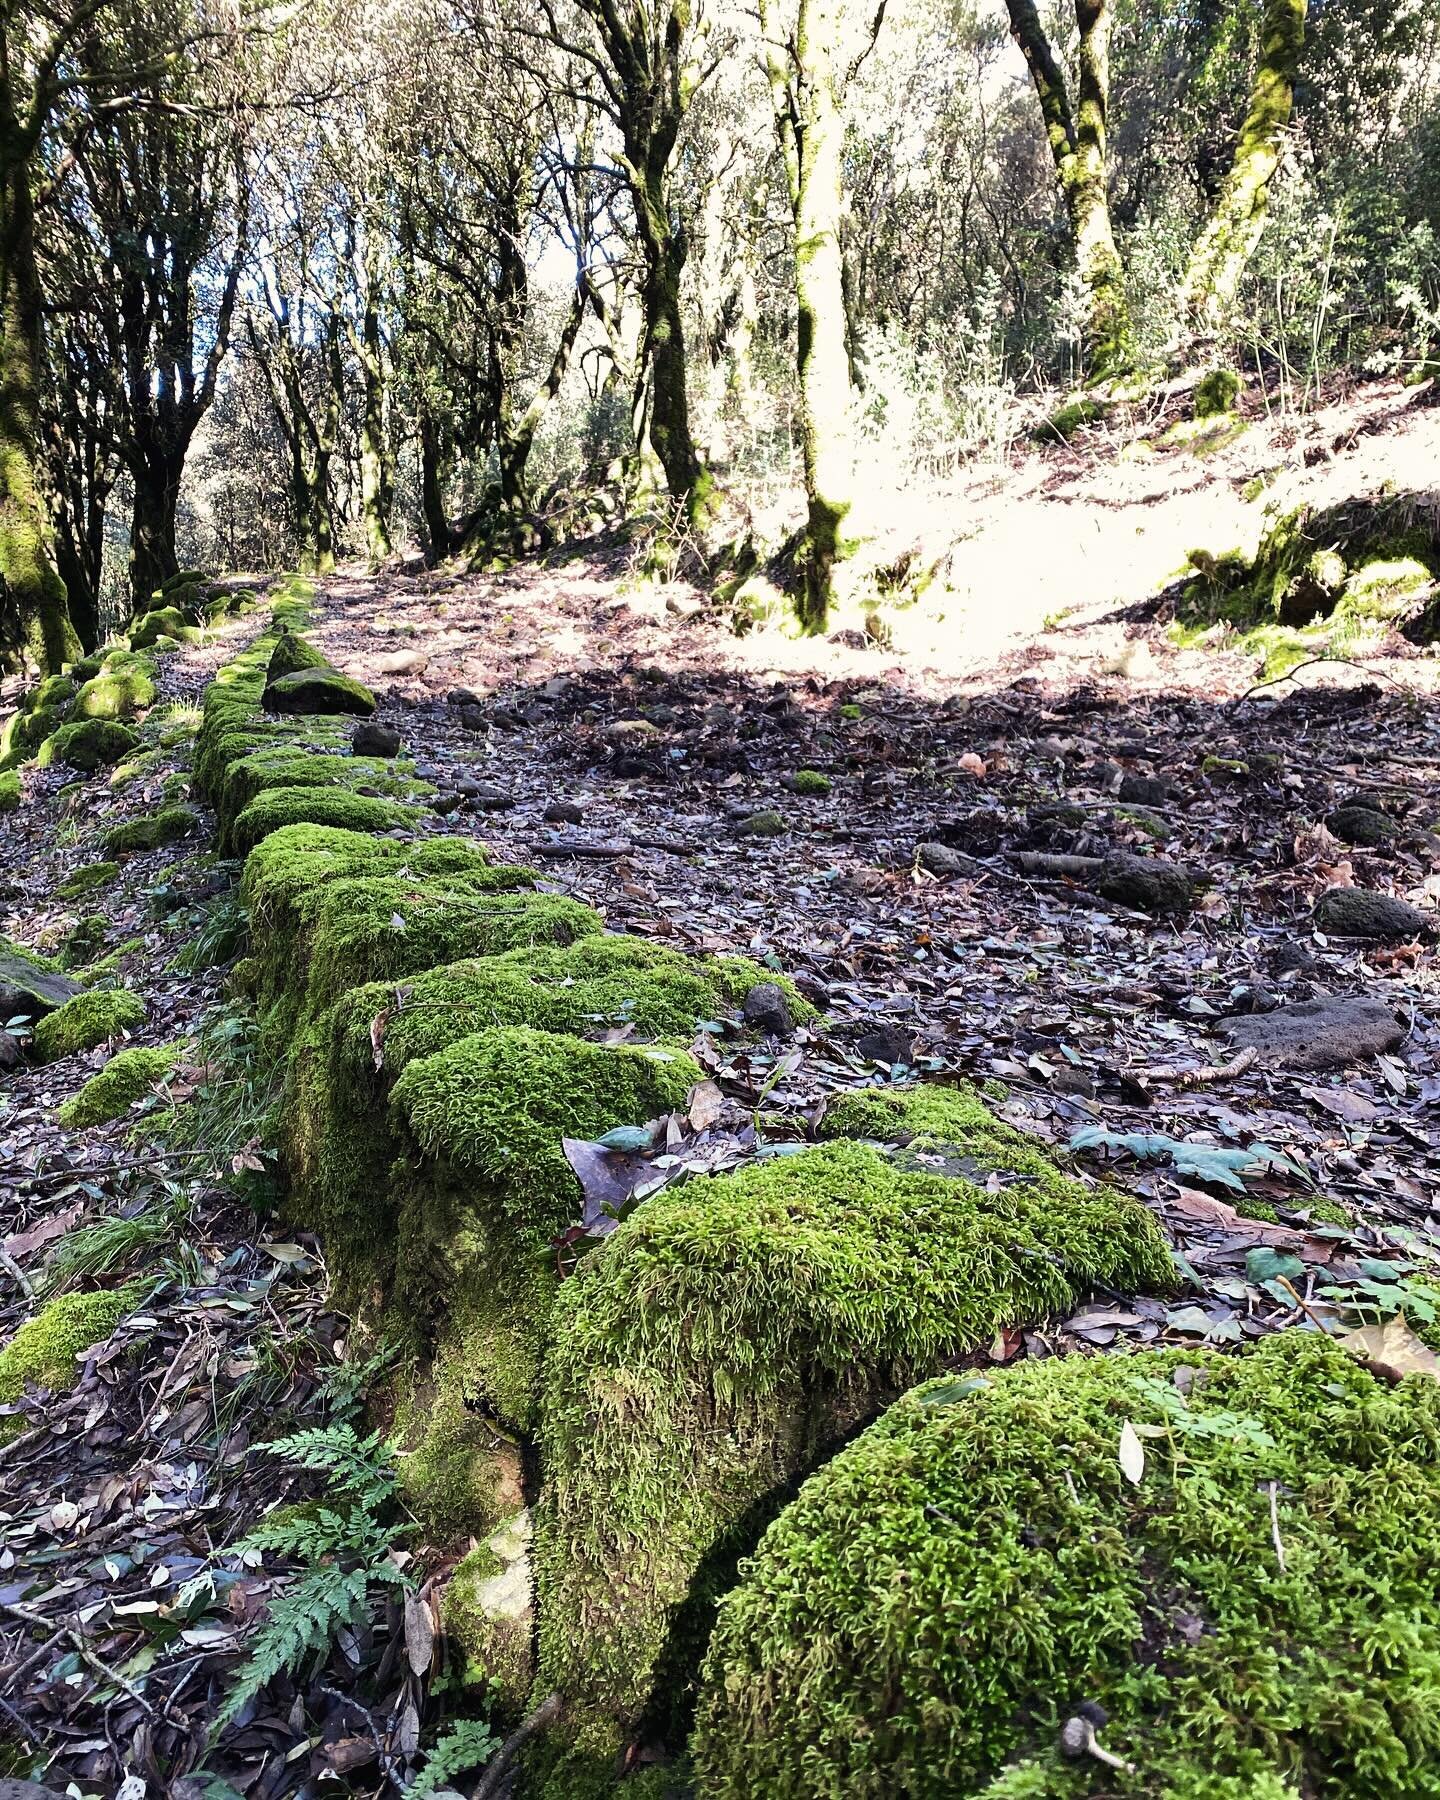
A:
[
  {"xmin": 1180, "ymin": 0, "xmax": 1306, "ymax": 335},
  {"xmin": 759, "ymin": 0, "xmax": 885, "ymax": 629},
  {"xmin": 1004, "ymin": 0, "xmax": 1130, "ymax": 381}
]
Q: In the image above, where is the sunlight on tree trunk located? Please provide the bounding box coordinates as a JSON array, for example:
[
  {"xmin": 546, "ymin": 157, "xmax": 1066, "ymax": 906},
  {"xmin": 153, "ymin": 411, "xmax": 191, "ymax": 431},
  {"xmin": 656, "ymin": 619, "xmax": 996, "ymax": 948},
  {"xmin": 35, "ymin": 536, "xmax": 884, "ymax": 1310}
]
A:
[
  {"xmin": 0, "ymin": 151, "xmax": 78, "ymax": 673},
  {"xmin": 1181, "ymin": 0, "xmax": 1306, "ymax": 335},
  {"xmin": 1005, "ymin": 0, "xmax": 1131, "ymax": 382},
  {"xmin": 763, "ymin": 0, "xmax": 861, "ymax": 633}
]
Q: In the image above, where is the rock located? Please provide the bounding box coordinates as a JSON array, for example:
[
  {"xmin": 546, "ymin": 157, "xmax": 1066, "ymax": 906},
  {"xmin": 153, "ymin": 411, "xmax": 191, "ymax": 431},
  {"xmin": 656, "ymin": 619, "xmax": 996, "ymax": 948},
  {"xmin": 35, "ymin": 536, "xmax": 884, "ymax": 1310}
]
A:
[
  {"xmin": 374, "ymin": 647, "xmax": 428, "ymax": 676},
  {"xmin": 0, "ymin": 1031, "xmax": 23, "ymax": 1068},
  {"xmin": 743, "ymin": 981, "xmax": 794, "ymax": 1038},
  {"xmin": 918, "ymin": 842, "xmax": 977, "ymax": 877},
  {"xmin": 490, "ymin": 706, "xmax": 523, "ymax": 730},
  {"xmin": 855, "ymin": 1022, "xmax": 914, "ymax": 1066},
  {"xmin": 1095, "ymin": 853, "xmax": 1194, "ymax": 916},
  {"xmin": 448, "ymin": 687, "xmax": 484, "ymax": 708},
  {"xmin": 0, "ymin": 1781, "xmax": 70, "ymax": 1800},
  {"xmin": 1090, "ymin": 760, "xmax": 1123, "ymax": 792},
  {"xmin": 1270, "ymin": 940, "xmax": 1316, "ymax": 975},
  {"xmin": 1326, "ymin": 806, "xmax": 1398, "ymax": 848},
  {"xmin": 1117, "ymin": 773, "xmax": 1173, "ymax": 806},
  {"xmin": 0, "ymin": 944, "xmax": 82, "ymax": 1020},
  {"xmin": 1050, "ymin": 1066, "xmax": 1096, "ymax": 1097},
  {"xmin": 545, "ymin": 798, "xmax": 584, "ymax": 824},
  {"xmin": 37, "ymin": 719, "xmax": 140, "ymax": 773},
  {"xmin": 430, "ymin": 792, "xmax": 464, "ymax": 815},
  {"xmin": 266, "ymin": 628, "xmax": 328, "ymax": 683},
  {"xmin": 263, "ymin": 667, "xmax": 376, "ymax": 717},
  {"xmin": 736, "ymin": 810, "xmax": 787, "ymax": 839},
  {"xmin": 352, "ymin": 720, "xmax": 402, "ymax": 758},
  {"xmin": 1219, "ymin": 996, "xmax": 1403, "ymax": 1070},
  {"xmin": 458, "ymin": 704, "xmax": 488, "ymax": 732},
  {"xmin": 464, "ymin": 783, "xmax": 515, "ymax": 812},
  {"xmin": 1313, "ymin": 887, "xmax": 1428, "ymax": 942}
]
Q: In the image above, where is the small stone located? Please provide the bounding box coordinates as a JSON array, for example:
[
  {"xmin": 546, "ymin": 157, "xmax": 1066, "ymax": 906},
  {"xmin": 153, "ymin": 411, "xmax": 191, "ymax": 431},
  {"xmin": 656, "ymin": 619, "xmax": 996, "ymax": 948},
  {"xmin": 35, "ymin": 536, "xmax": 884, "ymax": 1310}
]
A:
[
  {"xmin": 1117, "ymin": 773, "xmax": 1173, "ymax": 806},
  {"xmin": 352, "ymin": 720, "xmax": 402, "ymax": 758},
  {"xmin": 490, "ymin": 707, "xmax": 523, "ymax": 730},
  {"xmin": 1219, "ymin": 996, "xmax": 1403, "ymax": 1070},
  {"xmin": 1326, "ymin": 806, "xmax": 1398, "ymax": 849},
  {"xmin": 373, "ymin": 647, "xmax": 428, "ymax": 676},
  {"xmin": 430, "ymin": 792, "xmax": 464, "ymax": 816},
  {"xmin": 1050, "ymin": 1066, "xmax": 1096, "ymax": 1097},
  {"xmin": 448, "ymin": 687, "xmax": 483, "ymax": 708},
  {"xmin": 1313, "ymin": 887, "xmax": 1428, "ymax": 942},
  {"xmin": 0, "ymin": 1031, "xmax": 22, "ymax": 1068},
  {"xmin": 855, "ymin": 1022, "xmax": 914, "ymax": 1066},
  {"xmin": 1090, "ymin": 760, "xmax": 1123, "ymax": 791},
  {"xmin": 1096, "ymin": 853, "xmax": 1194, "ymax": 916},
  {"xmin": 918, "ymin": 842, "xmax": 975, "ymax": 877},
  {"xmin": 545, "ymin": 798, "xmax": 584, "ymax": 824},
  {"xmin": 1270, "ymin": 940, "xmax": 1316, "ymax": 975},
  {"xmin": 736, "ymin": 810, "xmax": 787, "ymax": 839},
  {"xmin": 743, "ymin": 981, "xmax": 794, "ymax": 1038}
]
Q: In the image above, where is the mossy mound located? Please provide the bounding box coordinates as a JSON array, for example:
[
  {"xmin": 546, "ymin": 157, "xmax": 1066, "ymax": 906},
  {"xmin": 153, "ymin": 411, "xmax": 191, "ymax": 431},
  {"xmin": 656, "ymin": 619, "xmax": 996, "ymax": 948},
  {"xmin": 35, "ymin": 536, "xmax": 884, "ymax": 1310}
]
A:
[
  {"xmin": 0, "ymin": 701, "xmax": 69, "ymax": 770},
  {"xmin": 228, "ymin": 785, "xmax": 420, "ymax": 854},
  {"xmin": 1180, "ymin": 494, "xmax": 1440, "ymax": 659},
  {"xmin": 266, "ymin": 628, "xmax": 329, "ymax": 682},
  {"xmin": 693, "ymin": 1330, "xmax": 1440, "ymax": 1799},
  {"xmin": 789, "ymin": 769, "xmax": 831, "ymax": 796},
  {"xmin": 218, "ymin": 745, "xmax": 426, "ymax": 839},
  {"xmin": 73, "ymin": 654, "xmax": 158, "ymax": 721},
  {"xmin": 103, "ymin": 806, "xmax": 200, "ymax": 857},
  {"xmin": 1193, "ymin": 366, "xmax": 1240, "ymax": 418},
  {"xmin": 57, "ymin": 1044, "xmax": 181, "ymax": 1129},
  {"xmin": 130, "ymin": 606, "xmax": 200, "ymax": 651},
  {"xmin": 37, "ymin": 719, "xmax": 140, "ymax": 773},
  {"xmin": 0, "ymin": 1289, "xmax": 136, "ymax": 1412},
  {"xmin": 0, "ymin": 771, "xmax": 18, "ymax": 813},
  {"xmin": 57, "ymin": 861, "xmax": 122, "ymax": 901},
  {"xmin": 32, "ymin": 987, "xmax": 146, "ymax": 1061},
  {"xmin": 263, "ymin": 666, "xmax": 376, "ymax": 717},
  {"xmin": 534, "ymin": 1128, "xmax": 1174, "ymax": 1765},
  {"xmin": 444, "ymin": 1515, "xmax": 535, "ymax": 1703}
]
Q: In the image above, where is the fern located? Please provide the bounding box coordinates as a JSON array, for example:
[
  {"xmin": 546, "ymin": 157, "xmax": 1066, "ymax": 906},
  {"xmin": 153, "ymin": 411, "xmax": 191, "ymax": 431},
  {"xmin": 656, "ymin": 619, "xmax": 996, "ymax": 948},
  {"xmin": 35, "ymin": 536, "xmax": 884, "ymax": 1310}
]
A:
[
  {"xmin": 410, "ymin": 1719, "xmax": 498, "ymax": 1795},
  {"xmin": 216, "ymin": 1423, "xmax": 409, "ymax": 1731}
]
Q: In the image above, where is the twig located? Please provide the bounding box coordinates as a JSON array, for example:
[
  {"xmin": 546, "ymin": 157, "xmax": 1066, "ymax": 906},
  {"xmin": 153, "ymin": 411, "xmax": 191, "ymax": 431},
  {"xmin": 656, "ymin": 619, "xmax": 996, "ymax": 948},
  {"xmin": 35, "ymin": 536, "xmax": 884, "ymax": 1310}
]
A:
[
  {"xmin": 1267, "ymin": 1480, "xmax": 1287, "ymax": 1572},
  {"xmin": 1133, "ymin": 1047, "xmax": 1258, "ymax": 1088},
  {"xmin": 472, "ymin": 1691, "xmax": 564, "ymax": 1799},
  {"xmin": 1230, "ymin": 657, "xmax": 1414, "ymax": 711},
  {"xmin": 0, "ymin": 1248, "xmax": 34, "ymax": 1300}
]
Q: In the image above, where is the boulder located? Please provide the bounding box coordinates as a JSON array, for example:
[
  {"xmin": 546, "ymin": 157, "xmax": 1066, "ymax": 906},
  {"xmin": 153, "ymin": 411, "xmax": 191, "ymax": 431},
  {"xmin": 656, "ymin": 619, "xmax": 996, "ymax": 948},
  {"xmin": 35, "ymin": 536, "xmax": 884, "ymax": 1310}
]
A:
[
  {"xmin": 1313, "ymin": 886, "xmax": 1429, "ymax": 941},
  {"xmin": 266, "ymin": 628, "xmax": 328, "ymax": 684},
  {"xmin": 36, "ymin": 719, "xmax": 139, "ymax": 773},
  {"xmin": 0, "ymin": 943, "xmax": 82, "ymax": 1020},
  {"xmin": 263, "ymin": 667, "xmax": 376, "ymax": 717},
  {"xmin": 1326, "ymin": 805, "xmax": 1398, "ymax": 848},
  {"xmin": 1219, "ymin": 995, "xmax": 1403, "ymax": 1070},
  {"xmin": 1096, "ymin": 852, "xmax": 1194, "ymax": 916},
  {"xmin": 352, "ymin": 720, "xmax": 402, "ymax": 758}
]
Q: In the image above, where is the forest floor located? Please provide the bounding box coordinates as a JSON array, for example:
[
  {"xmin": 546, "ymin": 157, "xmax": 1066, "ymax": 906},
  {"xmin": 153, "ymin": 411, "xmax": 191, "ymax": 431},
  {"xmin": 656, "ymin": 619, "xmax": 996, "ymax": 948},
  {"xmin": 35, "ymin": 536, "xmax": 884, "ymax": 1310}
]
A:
[{"xmin": 2, "ymin": 383, "xmax": 1439, "ymax": 1796}]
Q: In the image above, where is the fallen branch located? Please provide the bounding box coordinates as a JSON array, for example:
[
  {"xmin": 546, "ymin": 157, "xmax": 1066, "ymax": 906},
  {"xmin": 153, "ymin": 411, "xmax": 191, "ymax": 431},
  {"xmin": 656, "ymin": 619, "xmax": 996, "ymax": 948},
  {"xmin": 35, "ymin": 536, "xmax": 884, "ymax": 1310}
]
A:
[
  {"xmin": 1133, "ymin": 1047, "xmax": 1258, "ymax": 1088},
  {"xmin": 472, "ymin": 1691, "xmax": 564, "ymax": 1799},
  {"xmin": 1230, "ymin": 656, "xmax": 1414, "ymax": 711}
]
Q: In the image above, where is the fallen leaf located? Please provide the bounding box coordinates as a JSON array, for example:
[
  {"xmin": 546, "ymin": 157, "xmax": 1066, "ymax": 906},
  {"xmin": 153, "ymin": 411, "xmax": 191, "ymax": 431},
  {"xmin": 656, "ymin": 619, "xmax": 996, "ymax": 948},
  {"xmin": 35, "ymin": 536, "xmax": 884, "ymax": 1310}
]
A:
[
  {"xmin": 1300, "ymin": 1086, "xmax": 1379, "ymax": 1124},
  {"xmin": 1339, "ymin": 1313, "xmax": 1440, "ymax": 1385},
  {"xmin": 404, "ymin": 1589, "xmax": 434, "ymax": 1676},
  {"xmin": 687, "ymin": 1079, "xmax": 724, "ymax": 1131},
  {"xmin": 4, "ymin": 1200, "xmax": 82, "ymax": 1261},
  {"xmin": 1118, "ymin": 1419, "xmax": 1145, "ymax": 1485}
]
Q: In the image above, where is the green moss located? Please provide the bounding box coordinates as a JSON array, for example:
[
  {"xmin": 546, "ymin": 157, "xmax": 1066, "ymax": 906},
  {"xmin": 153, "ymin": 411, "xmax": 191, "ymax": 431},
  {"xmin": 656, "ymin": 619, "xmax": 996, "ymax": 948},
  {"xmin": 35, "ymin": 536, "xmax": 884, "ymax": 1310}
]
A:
[
  {"xmin": 103, "ymin": 806, "xmax": 200, "ymax": 857},
  {"xmin": 77, "ymin": 938, "xmax": 146, "ymax": 988},
  {"xmin": 534, "ymin": 1133, "xmax": 1175, "ymax": 1756},
  {"xmin": 219, "ymin": 745, "xmax": 424, "ymax": 832},
  {"xmin": 109, "ymin": 750, "xmax": 161, "ymax": 791},
  {"xmin": 0, "ymin": 771, "xmax": 18, "ymax": 813},
  {"xmin": 0, "ymin": 1288, "xmax": 136, "ymax": 1407},
  {"xmin": 693, "ymin": 1331, "xmax": 1440, "ymax": 1799},
  {"xmin": 737, "ymin": 810, "xmax": 786, "ymax": 838},
  {"xmin": 1338, "ymin": 556, "xmax": 1432, "ymax": 621},
  {"xmin": 1194, "ymin": 366, "xmax": 1241, "ymax": 418},
  {"xmin": 37, "ymin": 719, "xmax": 140, "ymax": 773},
  {"xmin": 229, "ymin": 784, "xmax": 419, "ymax": 854},
  {"xmin": 266, "ymin": 629, "xmax": 329, "ymax": 681},
  {"xmin": 73, "ymin": 658, "xmax": 158, "ymax": 721},
  {"xmin": 60, "ymin": 914, "xmax": 107, "ymax": 970},
  {"xmin": 0, "ymin": 702, "xmax": 68, "ymax": 769},
  {"xmin": 33, "ymin": 673, "xmax": 78, "ymax": 709},
  {"xmin": 443, "ymin": 1516, "xmax": 535, "ymax": 1703},
  {"xmin": 1038, "ymin": 396, "xmax": 1105, "ymax": 441},
  {"xmin": 57, "ymin": 1045, "xmax": 181, "ymax": 1129},
  {"xmin": 394, "ymin": 1354, "xmax": 525, "ymax": 1542},
  {"xmin": 57, "ymin": 860, "xmax": 121, "ymax": 900},
  {"xmin": 32, "ymin": 987, "xmax": 146, "ymax": 1061},
  {"xmin": 263, "ymin": 666, "xmax": 376, "ymax": 716},
  {"xmin": 790, "ymin": 769, "xmax": 831, "ymax": 795},
  {"xmin": 131, "ymin": 606, "xmax": 200, "ymax": 651}
]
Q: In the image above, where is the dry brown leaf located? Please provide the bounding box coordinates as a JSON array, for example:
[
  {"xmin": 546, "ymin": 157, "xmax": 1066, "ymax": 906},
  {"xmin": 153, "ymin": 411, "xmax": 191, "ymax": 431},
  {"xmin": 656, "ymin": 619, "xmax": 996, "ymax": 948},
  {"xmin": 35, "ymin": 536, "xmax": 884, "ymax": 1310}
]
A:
[
  {"xmin": 1339, "ymin": 1314, "xmax": 1440, "ymax": 1385},
  {"xmin": 5, "ymin": 1199, "xmax": 83, "ymax": 1261},
  {"xmin": 687, "ymin": 1079, "xmax": 724, "ymax": 1131}
]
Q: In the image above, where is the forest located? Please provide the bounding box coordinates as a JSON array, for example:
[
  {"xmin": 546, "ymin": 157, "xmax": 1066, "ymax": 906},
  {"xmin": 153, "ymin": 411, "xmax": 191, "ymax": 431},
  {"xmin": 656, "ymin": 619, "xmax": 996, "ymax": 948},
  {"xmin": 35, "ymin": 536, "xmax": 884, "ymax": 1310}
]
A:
[{"xmin": 1, "ymin": 0, "xmax": 1440, "ymax": 1794}]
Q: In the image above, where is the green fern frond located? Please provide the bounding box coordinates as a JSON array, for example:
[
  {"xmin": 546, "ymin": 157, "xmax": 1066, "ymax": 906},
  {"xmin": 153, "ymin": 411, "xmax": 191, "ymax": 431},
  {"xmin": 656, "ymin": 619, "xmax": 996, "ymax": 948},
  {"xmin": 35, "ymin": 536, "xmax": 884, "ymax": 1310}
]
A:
[{"xmin": 410, "ymin": 1718, "xmax": 498, "ymax": 1795}]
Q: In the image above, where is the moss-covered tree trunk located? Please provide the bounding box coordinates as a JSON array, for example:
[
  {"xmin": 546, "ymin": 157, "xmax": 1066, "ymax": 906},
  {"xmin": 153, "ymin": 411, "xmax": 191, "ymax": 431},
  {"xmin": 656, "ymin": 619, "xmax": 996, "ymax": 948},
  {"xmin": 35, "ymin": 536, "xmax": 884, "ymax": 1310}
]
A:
[
  {"xmin": 763, "ymin": 0, "xmax": 859, "ymax": 633},
  {"xmin": 634, "ymin": 169, "xmax": 709, "ymax": 521},
  {"xmin": 0, "ymin": 135, "xmax": 78, "ymax": 673},
  {"xmin": 128, "ymin": 450, "xmax": 184, "ymax": 604},
  {"xmin": 1181, "ymin": 0, "xmax": 1306, "ymax": 333},
  {"xmin": 1005, "ymin": 0, "xmax": 1131, "ymax": 382}
]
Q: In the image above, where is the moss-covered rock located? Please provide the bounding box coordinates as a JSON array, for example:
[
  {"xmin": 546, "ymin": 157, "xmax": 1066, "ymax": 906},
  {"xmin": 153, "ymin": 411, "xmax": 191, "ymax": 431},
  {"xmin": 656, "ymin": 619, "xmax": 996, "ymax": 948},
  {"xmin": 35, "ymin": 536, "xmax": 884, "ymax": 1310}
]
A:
[
  {"xmin": 443, "ymin": 1513, "xmax": 536, "ymax": 1703},
  {"xmin": 1326, "ymin": 805, "xmax": 1398, "ymax": 848},
  {"xmin": 533, "ymin": 1126, "xmax": 1174, "ymax": 1768},
  {"xmin": 0, "ymin": 940, "xmax": 81, "ymax": 1019},
  {"xmin": 0, "ymin": 701, "xmax": 69, "ymax": 769},
  {"xmin": 1313, "ymin": 886, "xmax": 1428, "ymax": 941},
  {"xmin": 103, "ymin": 805, "xmax": 200, "ymax": 857},
  {"xmin": 693, "ymin": 1330, "xmax": 1440, "ymax": 1799},
  {"xmin": 57, "ymin": 860, "xmax": 121, "ymax": 900},
  {"xmin": 34, "ymin": 673, "xmax": 78, "ymax": 710},
  {"xmin": 130, "ymin": 606, "xmax": 200, "ymax": 651},
  {"xmin": 1193, "ymin": 366, "xmax": 1241, "ymax": 419},
  {"xmin": 73, "ymin": 656, "xmax": 157, "ymax": 721},
  {"xmin": 0, "ymin": 770, "xmax": 18, "ymax": 813},
  {"xmin": 263, "ymin": 666, "xmax": 376, "ymax": 717},
  {"xmin": 228, "ymin": 784, "xmax": 419, "ymax": 853},
  {"xmin": 57, "ymin": 1044, "xmax": 181, "ymax": 1128},
  {"xmin": 266, "ymin": 628, "xmax": 329, "ymax": 682},
  {"xmin": 0, "ymin": 1288, "xmax": 135, "ymax": 1410},
  {"xmin": 32, "ymin": 987, "xmax": 146, "ymax": 1061},
  {"xmin": 219, "ymin": 745, "xmax": 425, "ymax": 833},
  {"xmin": 37, "ymin": 719, "xmax": 140, "ymax": 773},
  {"xmin": 788, "ymin": 769, "xmax": 831, "ymax": 796}
]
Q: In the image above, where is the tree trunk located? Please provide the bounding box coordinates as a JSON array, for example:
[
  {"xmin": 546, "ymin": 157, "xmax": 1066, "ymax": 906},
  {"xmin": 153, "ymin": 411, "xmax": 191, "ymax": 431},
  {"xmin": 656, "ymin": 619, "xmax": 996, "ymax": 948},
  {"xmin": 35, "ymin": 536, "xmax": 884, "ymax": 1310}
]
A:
[
  {"xmin": 129, "ymin": 456, "xmax": 182, "ymax": 605},
  {"xmin": 0, "ymin": 144, "xmax": 78, "ymax": 673},
  {"xmin": 1004, "ymin": 0, "xmax": 1131, "ymax": 381},
  {"xmin": 1181, "ymin": 0, "xmax": 1306, "ymax": 333},
  {"xmin": 418, "ymin": 405, "xmax": 452, "ymax": 562},
  {"xmin": 358, "ymin": 300, "xmax": 393, "ymax": 566},
  {"xmin": 633, "ymin": 174, "xmax": 711, "ymax": 523},
  {"xmin": 53, "ymin": 509, "xmax": 98, "ymax": 650},
  {"xmin": 764, "ymin": 0, "xmax": 860, "ymax": 633}
]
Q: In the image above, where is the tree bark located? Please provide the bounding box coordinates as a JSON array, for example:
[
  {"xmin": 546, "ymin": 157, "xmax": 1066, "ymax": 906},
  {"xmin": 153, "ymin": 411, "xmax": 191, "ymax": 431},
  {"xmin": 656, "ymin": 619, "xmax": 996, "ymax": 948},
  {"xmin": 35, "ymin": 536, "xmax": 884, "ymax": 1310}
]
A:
[
  {"xmin": 763, "ymin": 0, "xmax": 859, "ymax": 633},
  {"xmin": 128, "ymin": 452, "xmax": 183, "ymax": 604},
  {"xmin": 1004, "ymin": 0, "xmax": 1131, "ymax": 381},
  {"xmin": 1180, "ymin": 0, "xmax": 1306, "ymax": 333},
  {"xmin": 0, "ymin": 131, "xmax": 78, "ymax": 672},
  {"xmin": 358, "ymin": 294, "xmax": 393, "ymax": 565}
]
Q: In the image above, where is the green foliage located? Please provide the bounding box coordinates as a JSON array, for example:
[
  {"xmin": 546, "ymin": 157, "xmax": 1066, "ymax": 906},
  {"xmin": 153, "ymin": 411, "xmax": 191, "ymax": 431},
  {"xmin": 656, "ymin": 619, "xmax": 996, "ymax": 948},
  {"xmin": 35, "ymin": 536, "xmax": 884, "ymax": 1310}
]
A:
[
  {"xmin": 220, "ymin": 1425, "xmax": 409, "ymax": 1728},
  {"xmin": 31, "ymin": 987, "xmax": 145, "ymax": 1061},
  {"xmin": 44, "ymin": 1199, "xmax": 186, "ymax": 1291},
  {"xmin": 410, "ymin": 1719, "xmax": 498, "ymax": 1795},
  {"xmin": 693, "ymin": 1331, "xmax": 1440, "ymax": 1797},
  {"xmin": 1070, "ymin": 1125, "xmax": 1311, "ymax": 1194},
  {"xmin": 1194, "ymin": 367, "xmax": 1241, "ymax": 417}
]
